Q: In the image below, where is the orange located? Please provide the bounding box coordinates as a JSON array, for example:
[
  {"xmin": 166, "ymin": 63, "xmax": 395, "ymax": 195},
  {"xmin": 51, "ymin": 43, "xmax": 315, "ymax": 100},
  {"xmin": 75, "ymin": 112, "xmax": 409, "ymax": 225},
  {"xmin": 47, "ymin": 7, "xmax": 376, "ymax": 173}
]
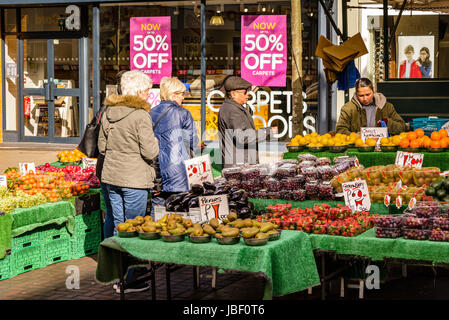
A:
[
  {"xmin": 414, "ymin": 128, "xmax": 425, "ymax": 138},
  {"xmin": 422, "ymin": 136, "xmax": 431, "ymax": 148},
  {"xmin": 431, "ymin": 131, "xmax": 441, "ymax": 141},
  {"xmin": 439, "ymin": 128, "xmax": 448, "ymax": 139},
  {"xmin": 400, "ymin": 139, "xmax": 410, "ymax": 148},
  {"xmin": 430, "ymin": 140, "xmax": 441, "ymax": 148},
  {"xmin": 440, "ymin": 138, "xmax": 449, "ymax": 148},
  {"xmin": 406, "ymin": 132, "xmax": 417, "ymax": 141},
  {"xmin": 410, "ymin": 139, "xmax": 421, "ymax": 148}
]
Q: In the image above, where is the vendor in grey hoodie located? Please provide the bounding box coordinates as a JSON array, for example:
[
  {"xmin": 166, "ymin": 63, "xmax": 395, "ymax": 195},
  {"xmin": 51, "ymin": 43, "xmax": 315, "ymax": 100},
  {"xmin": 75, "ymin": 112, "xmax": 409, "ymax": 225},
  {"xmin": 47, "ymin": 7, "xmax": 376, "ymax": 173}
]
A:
[{"xmin": 218, "ymin": 76, "xmax": 273, "ymax": 169}]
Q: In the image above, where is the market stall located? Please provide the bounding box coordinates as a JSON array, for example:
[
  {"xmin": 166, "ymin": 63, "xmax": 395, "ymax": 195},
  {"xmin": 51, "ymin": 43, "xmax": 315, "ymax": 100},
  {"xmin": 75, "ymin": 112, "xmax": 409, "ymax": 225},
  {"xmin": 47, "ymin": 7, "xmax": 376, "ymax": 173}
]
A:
[{"xmin": 95, "ymin": 230, "xmax": 320, "ymax": 300}]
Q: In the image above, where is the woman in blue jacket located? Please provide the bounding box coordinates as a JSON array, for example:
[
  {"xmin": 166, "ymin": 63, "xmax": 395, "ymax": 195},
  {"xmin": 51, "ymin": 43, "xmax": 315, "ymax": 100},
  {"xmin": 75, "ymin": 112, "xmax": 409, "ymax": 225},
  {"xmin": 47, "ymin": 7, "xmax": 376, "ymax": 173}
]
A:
[{"xmin": 150, "ymin": 77, "xmax": 198, "ymax": 211}]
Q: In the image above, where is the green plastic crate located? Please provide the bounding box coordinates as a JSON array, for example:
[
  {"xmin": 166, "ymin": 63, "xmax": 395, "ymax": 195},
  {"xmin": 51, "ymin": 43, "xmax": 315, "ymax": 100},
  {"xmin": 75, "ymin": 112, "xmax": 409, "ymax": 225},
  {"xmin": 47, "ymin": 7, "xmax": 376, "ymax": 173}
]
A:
[
  {"xmin": 42, "ymin": 238, "xmax": 71, "ymax": 266},
  {"xmin": 11, "ymin": 230, "xmax": 42, "ymax": 252},
  {"xmin": 74, "ymin": 210, "xmax": 101, "ymax": 237},
  {"xmin": 0, "ymin": 255, "xmax": 11, "ymax": 281},
  {"xmin": 11, "ymin": 245, "xmax": 43, "ymax": 276},
  {"xmin": 71, "ymin": 232, "xmax": 101, "ymax": 259},
  {"xmin": 41, "ymin": 224, "xmax": 70, "ymax": 244}
]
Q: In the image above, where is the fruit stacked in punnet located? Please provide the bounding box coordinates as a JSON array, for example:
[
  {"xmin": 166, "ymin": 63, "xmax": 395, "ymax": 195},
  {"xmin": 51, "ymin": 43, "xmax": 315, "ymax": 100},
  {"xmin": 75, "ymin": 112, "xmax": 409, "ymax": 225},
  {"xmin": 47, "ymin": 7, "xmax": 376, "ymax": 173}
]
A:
[
  {"xmin": 257, "ymin": 203, "xmax": 377, "ymax": 237},
  {"xmin": 36, "ymin": 163, "xmax": 100, "ymax": 188}
]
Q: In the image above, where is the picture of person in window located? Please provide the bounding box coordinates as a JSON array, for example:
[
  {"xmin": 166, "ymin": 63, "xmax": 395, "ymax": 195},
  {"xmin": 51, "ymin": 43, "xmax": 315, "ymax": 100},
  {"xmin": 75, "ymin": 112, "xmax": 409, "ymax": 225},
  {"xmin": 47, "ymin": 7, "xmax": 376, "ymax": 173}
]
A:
[
  {"xmin": 399, "ymin": 45, "xmax": 422, "ymax": 79},
  {"xmin": 416, "ymin": 47, "xmax": 432, "ymax": 78}
]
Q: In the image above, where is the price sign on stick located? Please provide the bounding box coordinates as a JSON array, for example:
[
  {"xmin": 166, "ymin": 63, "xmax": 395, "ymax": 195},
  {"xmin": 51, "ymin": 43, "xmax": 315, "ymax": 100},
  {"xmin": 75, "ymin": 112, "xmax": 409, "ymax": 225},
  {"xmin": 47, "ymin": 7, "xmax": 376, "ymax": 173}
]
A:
[
  {"xmin": 342, "ymin": 180, "xmax": 371, "ymax": 213},
  {"xmin": 395, "ymin": 151, "xmax": 424, "ymax": 168},
  {"xmin": 241, "ymin": 15, "xmax": 287, "ymax": 87},
  {"xmin": 19, "ymin": 163, "xmax": 36, "ymax": 176},
  {"xmin": 130, "ymin": 17, "xmax": 172, "ymax": 84},
  {"xmin": 199, "ymin": 195, "xmax": 229, "ymax": 222},
  {"xmin": 82, "ymin": 157, "xmax": 97, "ymax": 170},
  {"xmin": 0, "ymin": 175, "xmax": 7, "ymax": 187},
  {"xmin": 184, "ymin": 154, "xmax": 214, "ymax": 188},
  {"xmin": 361, "ymin": 127, "xmax": 388, "ymax": 145}
]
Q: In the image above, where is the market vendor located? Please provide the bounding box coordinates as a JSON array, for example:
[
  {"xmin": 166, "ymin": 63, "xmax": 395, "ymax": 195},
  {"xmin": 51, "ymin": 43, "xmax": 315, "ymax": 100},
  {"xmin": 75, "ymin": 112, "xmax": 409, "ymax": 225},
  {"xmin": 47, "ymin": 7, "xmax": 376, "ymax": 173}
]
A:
[
  {"xmin": 335, "ymin": 77, "xmax": 406, "ymax": 135},
  {"xmin": 218, "ymin": 76, "xmax": 273, "ymax": 169}
]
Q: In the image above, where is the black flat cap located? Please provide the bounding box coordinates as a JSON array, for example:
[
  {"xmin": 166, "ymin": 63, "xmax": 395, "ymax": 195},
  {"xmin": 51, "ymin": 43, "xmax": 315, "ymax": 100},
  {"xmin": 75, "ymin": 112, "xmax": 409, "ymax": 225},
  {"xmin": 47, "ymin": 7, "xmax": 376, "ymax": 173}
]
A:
[{"xmin": 223, "ymin": 76, "xmax": 252, "ymax": 92}]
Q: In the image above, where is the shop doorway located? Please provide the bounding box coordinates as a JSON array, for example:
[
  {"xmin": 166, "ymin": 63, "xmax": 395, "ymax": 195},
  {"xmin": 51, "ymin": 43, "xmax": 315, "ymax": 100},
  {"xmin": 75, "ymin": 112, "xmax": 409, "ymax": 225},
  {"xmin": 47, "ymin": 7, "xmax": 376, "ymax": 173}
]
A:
[{"xmin": 20, "ymin": 37, "xmax": 83, "ymax": 142}]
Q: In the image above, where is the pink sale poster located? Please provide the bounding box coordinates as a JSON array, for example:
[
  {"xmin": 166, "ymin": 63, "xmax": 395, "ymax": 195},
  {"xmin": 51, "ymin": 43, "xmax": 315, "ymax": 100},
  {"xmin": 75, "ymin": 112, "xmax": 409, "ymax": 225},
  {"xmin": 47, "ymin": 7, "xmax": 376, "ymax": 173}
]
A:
[
  {"xmin": 241, "ymin": 15, "xmax": 287, "ymax": 87},
  {"xmin": 130, "ymin": 17, "xmax": 172, "ymax": 84}
]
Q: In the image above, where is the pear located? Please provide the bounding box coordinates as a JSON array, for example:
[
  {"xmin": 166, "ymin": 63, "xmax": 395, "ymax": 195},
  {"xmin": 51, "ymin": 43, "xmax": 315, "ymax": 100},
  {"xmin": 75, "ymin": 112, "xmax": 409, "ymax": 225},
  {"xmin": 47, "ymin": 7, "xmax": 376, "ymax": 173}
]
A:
[
  {"xmin": 144, "ymin": 216, "xmax": 153, "ymax": 222},
  {"xmin": 167, "ymin": 221, "xmax": 177, "ymax": 230},
  {"xmin": 243, "ymin": 218, "xmax": 253, "ymax": 228},
  {"xmin": 227, "ymin": 211, "xmax": 238, "ymax": 222},
  {"xmin": 209, "ymin": 218, "xmax": 219, "ymax": 229},
  {"xmin": 255, "ymin": 232, "xmax": 269, "ymax": 239},
  {"xmin": 183, "ymin": 219, "xmax": 193, "ymax": 228},
  {"xmin": 222, "ymin": 228, "xmax": 239, "ymax": 237},
  {"xmin": 203, "ymin": 224, "xmax": 216, "ymax": 235},
  {"xmin": 143, "ymin": 225, "xmax": 157, "ymax": 233},
  {"xmin": 117, "ymin": 223, "xmax": 130, "ymax": 232}
]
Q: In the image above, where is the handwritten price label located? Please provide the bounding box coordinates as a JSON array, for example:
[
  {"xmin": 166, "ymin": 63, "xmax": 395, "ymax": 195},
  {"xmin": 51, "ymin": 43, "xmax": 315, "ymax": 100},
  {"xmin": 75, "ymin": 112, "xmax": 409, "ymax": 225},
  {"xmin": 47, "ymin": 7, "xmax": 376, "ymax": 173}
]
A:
[
  {"xmin": 0, "ymin": 175, "xmax": 7, "ymax": 187},
  {"xmin": 342, "ymin": 180, "xmax": 371, "ymax": 213},
  {"xmin": 395, "ymin": 151, "xmax": 424, "ymax": 168},
  {"xmin": 199, "ymin": 195, "xmax": 229, "ymax": 222},
  {"xmin": 82, "ymin": 157, "xmax": 97, "ymax": 170},
  {"xmin": 361, "ymin": 127, "xmax": 388, "ymax": 144},
  {"xmin": 184, "ymin": 154, "xmax": 214, "ymax": 188},
  {"xmin": 19, "ymin": 163, "xmax": 36, "ymax": 176}
]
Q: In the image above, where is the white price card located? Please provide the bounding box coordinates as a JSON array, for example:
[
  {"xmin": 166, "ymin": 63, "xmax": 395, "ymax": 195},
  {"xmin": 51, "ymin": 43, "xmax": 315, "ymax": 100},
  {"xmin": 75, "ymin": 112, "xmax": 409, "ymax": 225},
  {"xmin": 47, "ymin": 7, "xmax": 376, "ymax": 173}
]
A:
[
  {"xmin": 0, "ymin": 175, "xmax": 7, "ymax": 187},
  {"xmin": 361, "ymin": 127, "xmax": 388, "ymax": 145},
  {"xmin": 82, "ymin": 157, "xmax": 97, "ymax": 170},
  {"xmin": 19, "ymin": 163, "xmax": 36, "ymax": 175},
  {"xmin": 199, "ymin": 195, "xmax": 229, "ymax": 222},
  {"xmin": 184, "ymin": 154, "xmax": 214, "ymax": 188},
  {"xmin": 342, "ymin": 179, "xmax": 371, "ymax": 213},
  {"xmin": 395, "ymin": 151, "xmax": 424, "ymax": 168}
]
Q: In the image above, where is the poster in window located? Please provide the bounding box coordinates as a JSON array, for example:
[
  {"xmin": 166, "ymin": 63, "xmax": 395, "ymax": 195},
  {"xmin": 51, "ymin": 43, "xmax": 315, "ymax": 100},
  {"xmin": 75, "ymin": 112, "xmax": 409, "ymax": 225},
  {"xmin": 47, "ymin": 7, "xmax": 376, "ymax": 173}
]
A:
[{"xmin": 397, "ymin": 35, "xmax": 434, "ymax": 79}]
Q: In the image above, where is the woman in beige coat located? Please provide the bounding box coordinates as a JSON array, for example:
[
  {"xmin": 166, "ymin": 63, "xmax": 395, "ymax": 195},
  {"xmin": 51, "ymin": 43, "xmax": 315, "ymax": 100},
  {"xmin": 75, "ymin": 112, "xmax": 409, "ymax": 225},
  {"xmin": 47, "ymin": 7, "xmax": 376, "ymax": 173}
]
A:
[{"xmin": 98, "ymin": 70, "xmax": 158, "ymax": 293}]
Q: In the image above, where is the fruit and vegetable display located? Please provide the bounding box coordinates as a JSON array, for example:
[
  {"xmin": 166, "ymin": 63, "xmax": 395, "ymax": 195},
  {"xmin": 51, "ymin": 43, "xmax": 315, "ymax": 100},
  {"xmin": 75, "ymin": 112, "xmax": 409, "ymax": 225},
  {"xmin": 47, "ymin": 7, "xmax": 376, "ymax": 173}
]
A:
[
  {"xmin": 0, "ymin": 186, "xmax": 47, "ymax": 213},
  {"xmin": 0, "ymin": 166, "xmax": 91, "ymax": 213},
  {"xmin": 221, "ymin": 156, "xmax": 353, "ymax": 202},
  {"xmin": 425, "ymin": 175, "xmax": 449, "ymax": 202},
  {"xmin": 288, "ymin": 128, "xmax": 449, "ymax": 153},
  {"xmin": 57, "ymin": 148, "xmax": 87, "ymax": 163},
  {"xmin": 164, "ymin": 181, "xmax": 256, "ymax": 220},
  {"xmin": 330, "ymin": 164, "xmax": 439, "ymax": 203},
  {"xmin": 36, "ymin": 163, "xmax": 100, "ymax": 188},
  {"xmin": 257, "ymin": 203, "xmax": 377, "ymax": 237},
  {"xmin": 116, "ymin": 212, "xmax": 280, "ymax": 246},
  {"xmin": 374, "ymin": 200, "xmax": 449, "ymax": 241}
]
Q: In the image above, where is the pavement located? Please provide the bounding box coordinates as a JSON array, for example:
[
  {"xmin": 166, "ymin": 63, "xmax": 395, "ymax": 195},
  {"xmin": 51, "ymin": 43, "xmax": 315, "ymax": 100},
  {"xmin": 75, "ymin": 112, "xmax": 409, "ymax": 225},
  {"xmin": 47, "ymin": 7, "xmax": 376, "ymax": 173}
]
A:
[{"xmin": 2, "ymin": 146, "xmax": 449, "ymax": 302}]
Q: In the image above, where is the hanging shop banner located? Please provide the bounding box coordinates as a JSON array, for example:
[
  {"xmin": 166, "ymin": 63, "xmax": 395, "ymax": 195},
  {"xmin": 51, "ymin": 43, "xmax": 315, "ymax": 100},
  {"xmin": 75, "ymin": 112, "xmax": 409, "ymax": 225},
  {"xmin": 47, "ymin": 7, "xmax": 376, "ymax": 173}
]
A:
[
  {"xmin": 130, "ymin": 16, "xmax": 172, "ymax": 84},
  {"xmin": 342, "ymin": 180, "xmax": 371, "ymax": 213},
  {"xmin": 199, "ymin": 195, "xmax": 229, "ymax": 222},
  {"xmin": 184, "ymin": 154, "xmax": 214, "ymax": 188},
  {"xmin": 395, "ymin": 151, "xmax": 424, "ymax": 168},
  {"xmin": 241, "ymin": 15, "xmax": 287, "ymax": 87}
]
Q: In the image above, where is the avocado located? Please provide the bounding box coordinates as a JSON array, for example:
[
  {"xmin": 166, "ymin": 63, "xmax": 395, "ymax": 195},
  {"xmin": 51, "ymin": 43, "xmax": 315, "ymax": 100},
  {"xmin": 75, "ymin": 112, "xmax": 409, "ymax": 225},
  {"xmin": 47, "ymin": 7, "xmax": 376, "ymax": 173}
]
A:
[
  {"xmin": 426, "ymin": 187, "xmax": 436, "ymax": 197},
  {"xmin": 443, "ymin": 178, "xmax": 449, "ymax": 190},
  {"xmin": 437, "ymin": 188, "xmax": 447, "ymax": 200},
  {"xmin": 431, "ymin": 179, "xmax": 444, "ymax": 190},
  {"xmin": 443, "ymin": 195, "xmax": 449, "ymax": 202}
]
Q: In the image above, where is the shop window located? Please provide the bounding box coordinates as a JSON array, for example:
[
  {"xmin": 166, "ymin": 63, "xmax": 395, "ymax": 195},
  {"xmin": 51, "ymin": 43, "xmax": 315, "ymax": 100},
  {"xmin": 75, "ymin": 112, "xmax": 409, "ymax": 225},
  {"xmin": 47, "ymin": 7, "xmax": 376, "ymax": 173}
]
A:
[
  {"xmin": 21, "ymin": 7, "xmax": 74, "ymax": 32},
  {"xmin": 4, "ymin": 35, "xmax": 18, "ymax": 131}
]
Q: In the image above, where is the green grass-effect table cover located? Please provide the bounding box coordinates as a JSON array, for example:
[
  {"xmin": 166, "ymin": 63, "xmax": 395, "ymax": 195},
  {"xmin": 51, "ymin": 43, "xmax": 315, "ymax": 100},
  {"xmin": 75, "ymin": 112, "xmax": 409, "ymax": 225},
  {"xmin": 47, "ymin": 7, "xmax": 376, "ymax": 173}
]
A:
[
  {"xmin": 249, "ymin": 198, "xmax": 402, "ymax": 216},
  {"xmin": 284, "ymin": 149, "xmax": 449, "ymax": 170},
  {"xmin": 95, "ymin": 230, "xmax": 320, "ymax": 299},
  {"xmin": 10, "ymin": 201, "xmax": 76, "ymax": 238},
  {"xmin": 0, "ymin": 214, "xmax": 13, "ymax": 259},
  {"xmin": 309, "ymin": 228, "xmax": 449, "ymax": 264}
]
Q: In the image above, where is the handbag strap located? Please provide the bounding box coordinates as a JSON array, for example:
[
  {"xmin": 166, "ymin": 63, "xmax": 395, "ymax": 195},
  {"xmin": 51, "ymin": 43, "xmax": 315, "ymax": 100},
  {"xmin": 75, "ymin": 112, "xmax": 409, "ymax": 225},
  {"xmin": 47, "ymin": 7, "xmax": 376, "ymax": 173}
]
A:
[{"xmin": 153, "ymin": 106, "xmax": 173, "ymax": 129}]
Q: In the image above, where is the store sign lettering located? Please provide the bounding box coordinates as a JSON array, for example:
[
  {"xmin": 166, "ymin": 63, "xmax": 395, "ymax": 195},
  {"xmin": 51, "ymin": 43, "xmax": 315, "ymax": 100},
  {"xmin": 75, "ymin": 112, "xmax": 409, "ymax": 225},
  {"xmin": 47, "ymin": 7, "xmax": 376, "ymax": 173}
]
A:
[
  {"xmin": 207, "ymin": 90, "xmax": 316, "ymax": 138},
  {"xmin": 65, "ymin": 5, "xmax": 80, "ymax": 31},
  {"xmin": 130, "ymin": 17, "xmax": 172, "ymax": 84}
]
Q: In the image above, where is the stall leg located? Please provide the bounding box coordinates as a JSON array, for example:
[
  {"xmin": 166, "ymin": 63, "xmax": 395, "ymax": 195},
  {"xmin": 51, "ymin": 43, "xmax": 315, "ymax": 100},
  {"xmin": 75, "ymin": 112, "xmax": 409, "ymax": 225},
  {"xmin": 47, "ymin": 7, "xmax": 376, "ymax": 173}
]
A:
[
  {"xmin": 359, "ymin": 280, "xmax": 364, "ymax": 299},
  {"xmin": 119, "ymin": 252, "xmax": 125, "ymax": 301},
  {"xmin": 212, "ymin": 267, "xmax": 217, "ymax": 289},
  {"xmin": 340, "ymin": 278, "xmax": 345, "ymax": 298},
  {"xmin": 150, "ymin": 262, "xmax": 156, "ymax": 301},
  {"xmin": 307, "ymin": 287, "xmax": 312, "ymax": 295},
  {"xmin": 321, "ymin": 254, "xmax": 326, "ymax": 300},
  {"xmin": 166, "ymin": 264, "xmax": 171, "ymax": 300},
  {"xmin": 402, "ymin": 263, "xmax": 407, "ymax": 278},
  {"xmin": 196, "ymin": 266, "xmax": 200, "ymax": 288},
  {"xmin": 193, "ymin": 266, "xmax": 198, "ymax": 289}
]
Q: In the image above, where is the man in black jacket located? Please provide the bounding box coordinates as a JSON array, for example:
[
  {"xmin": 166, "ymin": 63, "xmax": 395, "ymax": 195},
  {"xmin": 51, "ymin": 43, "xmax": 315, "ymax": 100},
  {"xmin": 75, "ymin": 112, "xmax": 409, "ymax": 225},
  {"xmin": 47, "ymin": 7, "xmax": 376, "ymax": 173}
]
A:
[{"xmin": 218, "ymin": 76, "xmax": 272, "ymax": 168}]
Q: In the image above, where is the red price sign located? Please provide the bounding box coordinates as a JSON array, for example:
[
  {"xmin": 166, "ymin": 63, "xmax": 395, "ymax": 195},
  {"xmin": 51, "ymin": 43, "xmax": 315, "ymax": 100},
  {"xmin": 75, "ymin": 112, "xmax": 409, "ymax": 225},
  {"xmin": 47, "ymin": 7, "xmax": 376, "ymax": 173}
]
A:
[{"xmin": 395, "ymin": 151, "xmax": 424, "ymax": 168}]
